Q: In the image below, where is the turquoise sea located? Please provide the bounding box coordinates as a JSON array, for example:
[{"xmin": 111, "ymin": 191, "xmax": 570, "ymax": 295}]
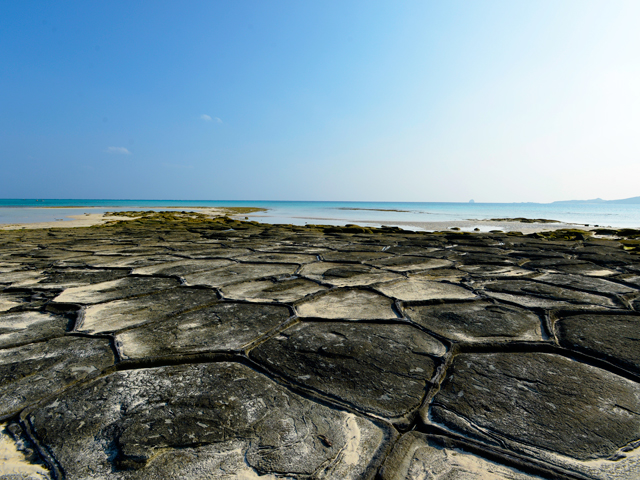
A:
[{"xmin": 1, "ymin": 199, "xmax": 639, "ymax": 229}]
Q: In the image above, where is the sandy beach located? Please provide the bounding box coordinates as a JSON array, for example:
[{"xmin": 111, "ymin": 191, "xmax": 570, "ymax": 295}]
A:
[{"xmin": 0, "ymin": 207, "xmax": 259, "ymax": 231}]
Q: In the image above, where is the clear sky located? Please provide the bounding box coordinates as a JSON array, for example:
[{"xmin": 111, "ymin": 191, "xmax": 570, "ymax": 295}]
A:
[{"xmin": 1, "ymin": 1, "xmax": 639, "ymax": 202}]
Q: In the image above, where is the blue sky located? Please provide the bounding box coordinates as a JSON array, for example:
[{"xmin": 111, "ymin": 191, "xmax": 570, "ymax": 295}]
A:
[{"xmin": 1, "ymin": 1, "xmax": 639, "ymax": 202}]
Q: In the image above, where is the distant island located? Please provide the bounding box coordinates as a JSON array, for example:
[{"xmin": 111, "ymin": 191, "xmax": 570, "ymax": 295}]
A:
[{"xmin": 552, "ymin": 196, "xmax": 640, "ymax": 205}]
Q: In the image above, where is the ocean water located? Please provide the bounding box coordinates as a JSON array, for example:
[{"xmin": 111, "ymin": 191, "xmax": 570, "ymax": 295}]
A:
[{"xmin": 1, "ymin": 199, "xmax": 639, "ymax": 229}]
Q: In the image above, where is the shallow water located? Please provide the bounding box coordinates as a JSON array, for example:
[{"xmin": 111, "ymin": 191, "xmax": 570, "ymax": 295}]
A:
[{"xmin": 1, "ymin": 199, "xmax": 639, "ymax": 228}]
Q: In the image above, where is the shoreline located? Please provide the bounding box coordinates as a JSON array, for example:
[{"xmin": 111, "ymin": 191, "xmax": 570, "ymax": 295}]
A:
[
  {"xmin": 0, "ymin": 207, "xmax": 264, "ymax": 231},
  {"xmin": 2, "ymin": 201, "xmax": 638, "ymax": 232},
  {"xmin": 1, "ymin": 209, "xmax": 599, "ymax": 234}
]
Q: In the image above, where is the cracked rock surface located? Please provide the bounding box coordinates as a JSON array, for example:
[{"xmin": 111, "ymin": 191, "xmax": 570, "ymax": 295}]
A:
[
  {"xmin": 26, "ymin": 362, "xmax": 392, "ymax": 479},
  {"xmin": 1, "ymin": 216, "xmax": 640, "ymax": 478}
]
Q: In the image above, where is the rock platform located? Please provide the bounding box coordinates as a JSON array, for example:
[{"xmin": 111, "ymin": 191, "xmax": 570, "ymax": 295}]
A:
[{"xmin": 1, "ymin": 213, "xmax": 640, "ymax": 479}]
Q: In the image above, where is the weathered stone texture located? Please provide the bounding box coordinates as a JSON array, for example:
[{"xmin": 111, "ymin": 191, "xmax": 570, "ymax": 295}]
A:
[
  {"xmin": 26, "ymin": 362, "xmax": 391, "ymax": 479},
  {"xmin": 251, "ymin": 322, "xmax": 445, "ymax": 418},
  {"xmin": 295, "ymin": 288, "xmax": 398, "ymax": 319},
  {"xmin": 404, "ymin": 301, "xmax": 542, "ymax": 342},
  {"xmin": 116, "ymin": 302, "xmax": 291, "ymax": 359},
  {"xmin": 430, "ymin": 352, "xmax": 640, "ymax": 460},
  {"xmin": 2, "ymin": 220, "xmax": 640, "ymax": 478},
  {"xmin": 0, "ymin": 336, "xmax": 114, "ymax": 419}
]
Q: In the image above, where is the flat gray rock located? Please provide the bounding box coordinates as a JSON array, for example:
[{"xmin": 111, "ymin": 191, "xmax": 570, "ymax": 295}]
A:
[
  {"xmin": 299, "ymin": 262, "xmax": 403, "ymax": 287},
  {"xmin": 375, "ymin": 279, "xmax": 477, "ymax": 302},
  {"xmin": 320, "ymin": 251, "xmax": 395, "ymax": 262},
  {"xmin": 404, "ymin": 301, "xmax": 542, "ymax": 342},
  {"xmin": 295, "ymin": 288, "xmax": 398, "ymax": 319},
  {"xmin": 56, "ymin": 254, "xmax": 183, "ymax": 268},
  {"xmin": 238, "ymin": 252, "xmax": 318, "ymax": 264},
  {"xmin": 458, "ymin": 264, "xmax": 534, "ymax": 277},
  {"xmin": 0, "ymin": 291, "xmax": 33, "ymax": 312},
  {"xmin": 53, "ymin": 276, "xmax": 180, "ymax": 304},
  {"xmin": 0, "ymin": 270, "xmax": 45, "ymax": 288},
  {"xmin": 0, "ymin": 336, "xmax": 114, "ymax": 419},
  {"xmin": 131, "ymin": 258, "xmax": 234, "ymax": 276},
  {"xmin": 535, "ymin": 273, "xmax": 637, "ymax": 295},
  {"xmin": 430, "ymin": 352, "xmax": 640, "ymax": 461},
  {"xmin": 220, "ymin": 277, "xmax": 327, "ymax": 302},
  {"xmin": 0, "ymin": 311, "xmax": 70, "ymax": 348},
  {"xmin": 250, "ymin": 322, "xmax": 445, "ymax": 419},
  {"xmin": 79, "ymin": 287, "xmax": 219, "ymax": 334},
  {"xmin": 543, "ymin": 263, "xmax": 617, "ymax": 276},
  {"xmin": 183, "ymin": 262, "xmax": 297, "ymax": 287},
  {"xmin": 481, "ymin": 279, "xmax": 617, "ymax": 308},
  {"xmin": 116, "ymin": 302, "xmax": 291, "ymax": 359},
  {"xmin": 409, "ymin": 268, "xmax": 466, "ymax": 282},
  {"xmin": 25, "ymin": 362, "xmax": 391, "ymax": 479},
  {"xmin": 368, "ymin": 256, "xmax": 454, "ymax": 272},
  {"xmin": 180, "ymin": 247, "xmax": 252, "ymax": 259},
  {"xmin": 555, "ymin": 313, "xmax": 640, "ymax": 374},
  {"xmin": 31, "ymin": 268, "xmax": 130, "ymax": 288}
]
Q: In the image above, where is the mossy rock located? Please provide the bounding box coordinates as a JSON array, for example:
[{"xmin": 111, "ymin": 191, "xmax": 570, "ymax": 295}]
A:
[{"xmin": 529, "ymin": 229, "xmax": 592, "ymax": 241}]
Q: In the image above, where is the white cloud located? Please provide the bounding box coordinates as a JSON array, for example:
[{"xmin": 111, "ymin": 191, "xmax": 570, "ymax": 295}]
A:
[
  {"xmin": 200, "ymin": 114, "xmax": 222, "ymax": 123},
  {"xmin": 105, "ymin": 147, "xmax": 131, "ymax": 154}
]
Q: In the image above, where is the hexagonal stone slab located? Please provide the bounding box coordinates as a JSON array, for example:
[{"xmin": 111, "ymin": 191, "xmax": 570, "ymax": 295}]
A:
[
  {"xmin": 53, "ymin": 277, "xmax": 180, "ymax": 304},
  {"xmin": 320, "ymin": 251, "xmax": 394, "ymax": 262},
  {"xmin": 481, "ymin": 279, "xmax": 616, "ymax": 309},
  {"xmin": 458, "ymin": 265, "xmax": 534, "ymax": 277},
  {"xmin": 545, "ymin": 263, "xmax": 617, "ymax": 277},
  {"xmin": 0, "ymin": 311, "xmax": 70, "ymax": 348},
  {"xmin": 430, "ymin": 352, "xmax": 640, "ymax": 461},
  {"xmin": 26, "ymin": 362, "xmax": 391, "ymax": 479},
  {"xmin": 404, "ymin": 301, "xmax": 542, "ymax": 342},
  {"xmin": 454, "ymin": 252, "xmax": 517, "ymax": 266},
  {"xmin": 535, "ymin": 273, "xmax": 637, "ymax": 295},
  {"xmin": 239, "ymin": 252, "xmax": 318, "ymax": 264},
  {"xmin": 31, "ymin": 268, "xmax": 130, "ymax": 289},
  {"xmin": 375, "ymin": 279, "xmax": 477, "ymax": 302},
  {"xmin": 0, "ymin": 336, "xmax": 114, "ymax": 419},
  {"xmin": 0, "ymin": 291, "xmax": 31, "ymax": 312},
  {"xmin": 220, "ymin": 277, "xmax": 327, "ymax": 303},
  {"xmin": 254, "ymin": 245, "xmax": 330, "ymax": 254},
  {"xmin": 380, "ymin": 432, "xmax": 543, "ymax": 480},
  {"xmin": 555, "ymin": 314, "xmax": 640, "ymax": 374},
  {"xmin": 131, "ymin": 258, "xmax": 234, "ymax": 276},
  {"xmin": 116, "ymin": 303, "xmax": 291, "ymax": 359},
  {"xmin": 0, "ymin": 270, "xmax": 44, "ymax": 288},
  {"xmin": 368, "ymin": 256, "xmax": 454, "ymax": 272},
  {"xmin": 183, "ymin": 263, "xmax": 297, "ymax": 287},
  {"xmin": 296, "ymin": 288, "xmax": 398, "ymax": 320},
  {"xmin": 79, "ymin": 287, "xmax": 219, "ymax": 334},
  {"xmin": 409, "ymin": 269, "xmax": 465, "ymax": 282},
  {"xmin": 180, "ymin": 247, "xmax": 252, "ymax": 259},
  {"xmin": 250, "ymin": 322, "xmax": 445, "ymax": 418},
  {"xmin": 299, "ymin": 262, "xmax": 403, "ymax": 287},
  {"xmin": 56, "ymin": 254, "xmax": 183, "ymax": 268}
]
